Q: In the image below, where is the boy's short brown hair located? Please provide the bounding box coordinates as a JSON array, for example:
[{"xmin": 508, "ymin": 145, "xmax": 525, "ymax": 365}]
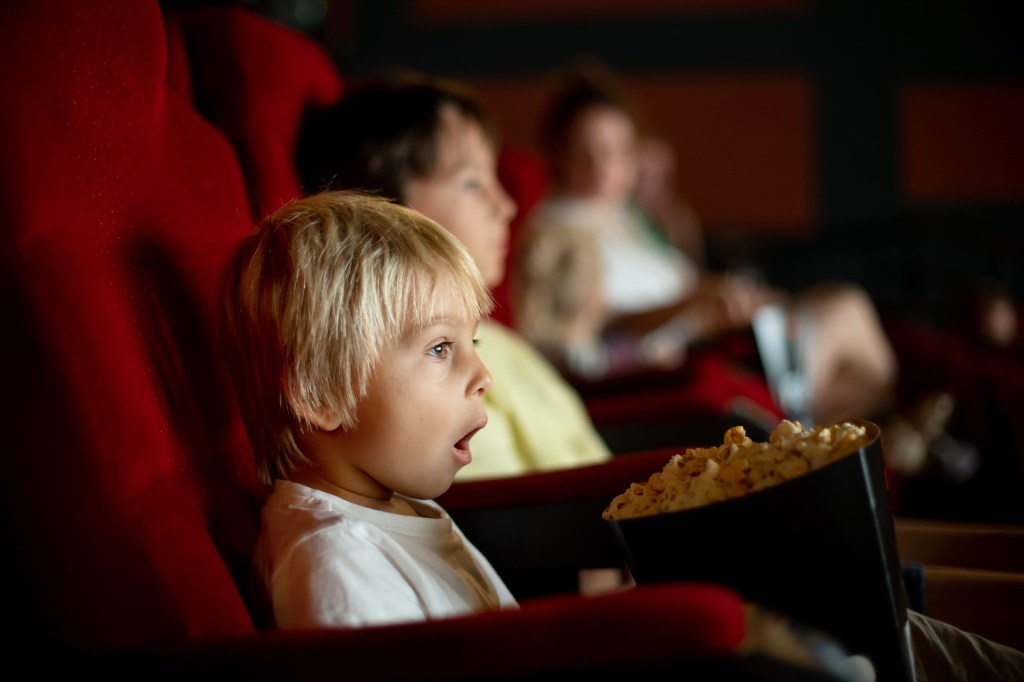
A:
[
  {"xmin": 222, "ymin": 191, "xmax": 493, "ymax": 486},
  {"xmin": 297, "ymin": 71, "xmax": 497, "ymax": 201}
]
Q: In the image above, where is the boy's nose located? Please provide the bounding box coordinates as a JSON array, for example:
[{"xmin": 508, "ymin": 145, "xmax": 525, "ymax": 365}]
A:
[{"xmin": 470, "ymin": 355, "xmax": 493, "ymax": 397}]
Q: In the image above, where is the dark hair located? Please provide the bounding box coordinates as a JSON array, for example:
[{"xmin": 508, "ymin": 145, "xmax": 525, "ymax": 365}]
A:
[
  {"xmin": 539, "ymin": 59, "xmax": 646, "ymax": 168},
  {"xmin": 297, "ymin": 70, "xmax": 497, "ymax": 203}
]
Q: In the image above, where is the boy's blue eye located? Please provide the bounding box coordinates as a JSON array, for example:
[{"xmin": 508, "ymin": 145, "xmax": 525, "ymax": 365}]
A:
[{"xmin": 427, "ymin": 342, "xmax": 453, "ymax": 359}]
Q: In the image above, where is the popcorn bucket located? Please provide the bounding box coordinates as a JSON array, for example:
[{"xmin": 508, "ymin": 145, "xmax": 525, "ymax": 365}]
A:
[{"xmin": 608, "ymin": 419, "xmax": 915, "ymax": 681}]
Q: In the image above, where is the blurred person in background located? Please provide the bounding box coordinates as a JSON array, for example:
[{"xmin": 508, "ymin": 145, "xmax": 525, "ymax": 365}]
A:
[{"xmin": 516, "ymin": 62, "xmax": 899, "ymax": 431}]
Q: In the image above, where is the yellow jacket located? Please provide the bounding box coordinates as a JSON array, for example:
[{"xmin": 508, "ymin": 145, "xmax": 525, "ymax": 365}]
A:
[{"xmin": 456, "ymin": 321, "xmax": 612, "ymax": 481}]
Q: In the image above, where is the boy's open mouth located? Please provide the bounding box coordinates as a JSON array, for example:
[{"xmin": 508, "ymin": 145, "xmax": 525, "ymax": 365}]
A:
[{"xmin": 454, "ymin": 419, "xmax": 487, "ymax": 461}]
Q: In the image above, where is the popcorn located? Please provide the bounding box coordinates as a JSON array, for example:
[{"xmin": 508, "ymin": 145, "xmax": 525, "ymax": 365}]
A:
[{"xmin": 602, "ymin": 420, "xmax": 870, "ymax": 521}]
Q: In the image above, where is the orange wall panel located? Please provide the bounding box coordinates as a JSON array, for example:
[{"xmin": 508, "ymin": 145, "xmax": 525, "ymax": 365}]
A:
[
  {"xmin": 902, "ymin": 84, "xmax": 1024, "ymax": 202},
  {"xmin": 469, "ymin": 73, "xmax": 815, "ymax": 234}
]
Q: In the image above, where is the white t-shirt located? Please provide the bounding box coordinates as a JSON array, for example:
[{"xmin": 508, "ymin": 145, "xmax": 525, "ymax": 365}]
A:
[
  {"xmin": 527, "ymin": 197, "xmax": 699, "ymax": 315},
  {"xmin": 253, "ymin": 480, "xmax": 518, "ymax": 629}
]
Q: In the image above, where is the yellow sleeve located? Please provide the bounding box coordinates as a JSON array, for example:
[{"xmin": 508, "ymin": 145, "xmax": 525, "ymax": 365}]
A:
[{"xmin": 456, "ymin": 321, "xmax": 612, "ymax": 482}]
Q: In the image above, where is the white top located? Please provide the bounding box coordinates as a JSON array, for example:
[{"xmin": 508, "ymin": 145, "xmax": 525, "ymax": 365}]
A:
[
  {"xmin": 527, "ymin": 197, "xmax": 699, "ymax": 315},
  {"xmin": 253, "ymin": 480, "xmax": 518, "ymax": 629}
]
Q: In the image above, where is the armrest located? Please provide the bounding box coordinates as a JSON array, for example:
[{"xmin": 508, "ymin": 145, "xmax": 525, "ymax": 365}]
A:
[
  {"xmin": 440, "ymin": 450, "xmax": 678, "ymax": 598},
  {"xmin": 69, "ymin": 584, "xmax": 794, "ymax": 680},
  {"xmin": 894, "ymin": 517, "xmax": 1024, "ymax": 573},
  {"xmin": 572, "ymin": 348, "xmax": 781, "ymax": 453},
  {"xmin": 440, "ymin": 449, "xmax": 677, "ymax": 511},
  {"xmin": 895, "ymin": 518, "xmax": 1024, "ymax": 653},
  {"xmin": 914, "ymin": 566, "xmax": 1024, "ymax": 653}
]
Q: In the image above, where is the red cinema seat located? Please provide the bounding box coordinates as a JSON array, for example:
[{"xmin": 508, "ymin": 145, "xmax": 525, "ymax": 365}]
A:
[
  {"xmin": 164, "ymin": 4, "xmax": 345, "ymax": 222},
  {"xmin": 0, "ymin": 0, "xmax": 261, "ymax": 648},
  {"xmin": 493, "ymin": 146, "xmax": 551, "ymax": 328}
]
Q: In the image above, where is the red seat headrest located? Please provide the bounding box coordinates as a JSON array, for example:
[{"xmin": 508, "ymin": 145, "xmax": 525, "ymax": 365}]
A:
[{"xmin": 166, "ymin": 5, "xmax": 345, "ymax": 221}]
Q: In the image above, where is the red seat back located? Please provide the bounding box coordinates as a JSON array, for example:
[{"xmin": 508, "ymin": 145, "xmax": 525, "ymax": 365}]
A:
[
  {"xmin": 493, "ymin": 146, "xmax": 550, "ymax": 328},
  {"xmin": 0, "ymin": 0, "xmax": 261, "ymax": 648},
  {"xmin": 165, "ymin": 5, "xmax": 345, "ymax": 222}
]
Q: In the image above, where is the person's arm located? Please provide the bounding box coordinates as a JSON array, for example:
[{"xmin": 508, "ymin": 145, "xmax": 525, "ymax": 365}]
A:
[
  {"xmin": 606, "ymin": 272, "xmax": 785, "ymax": 343},
  {"xmin": 634, "ymin": 136, "xmax": 706, "ymax": 267}
]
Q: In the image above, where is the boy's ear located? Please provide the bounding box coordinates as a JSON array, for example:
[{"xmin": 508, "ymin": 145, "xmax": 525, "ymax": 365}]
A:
[
  {"xmin": 307, "ymin": 403, "xmax": 344, "ymax": 430},
  {"xmin": 285, "ymin": 381, "xmax": 346, "ymax": 432},
  {"xmin": 306, "ymin": 405, "xmax": 345, "ymax": 433}
]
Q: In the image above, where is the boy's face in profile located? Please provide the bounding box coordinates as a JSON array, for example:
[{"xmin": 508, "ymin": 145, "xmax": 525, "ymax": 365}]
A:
[
  {"xmin": 308, "ymin": 286, "xmax": 492, "ymax": 505},
  {"xmin": 405, "ymin": 106, "xmax": 516, "ymax": 289}
]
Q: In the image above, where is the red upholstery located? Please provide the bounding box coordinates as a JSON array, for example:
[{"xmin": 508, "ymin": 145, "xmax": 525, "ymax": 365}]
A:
[
  {"xmin": 164, "ymin": 5, "xmax": 345, "ymax": 222},
  {"xmin": 883, "ymin": 315, "xmax": 1024, "ymax": 522},
  {"xmin": 0, "ymin": 0, "xmax": 260, "ymax": 648},
  {"xmin": 106, "ymin": 583, "xmax": 746, "ymax": 678},
  {"xmin": 441, "ymin": 448, "xmax": 679, "ymax": 511},
  {"xmin": 581, "ymin": 346, "xmax": 782, "ymax": 428},
  {"xmin": 493, "ymin": 146, "xmax": 550, "ymax": 328}
]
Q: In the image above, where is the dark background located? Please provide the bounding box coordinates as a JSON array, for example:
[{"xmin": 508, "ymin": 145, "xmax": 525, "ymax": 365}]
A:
[{"xmin": 244, "ymin": 0, "xmax": 1024, "ymax": 330}]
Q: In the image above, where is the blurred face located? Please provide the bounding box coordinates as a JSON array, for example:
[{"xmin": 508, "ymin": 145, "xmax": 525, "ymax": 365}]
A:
[
  {"xmin": 405, "ymin": 107, "xmax": 517, "ymax": 288},
  {"xmin": 982, "ymin": 297, "xmax": 1018, "ymax": 347},
  {"xmin": 302, "ymin": 287, "xmax": 493, "ymax": 507},
  {"xmin": 558, "ymin": 104, "xmax": 639, "ymax": 204}
]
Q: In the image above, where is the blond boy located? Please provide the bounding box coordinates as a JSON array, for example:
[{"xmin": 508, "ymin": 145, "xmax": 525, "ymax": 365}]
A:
[{"xmin": 222, "ymin": 191, "xmax": 517, "ymax": 628}]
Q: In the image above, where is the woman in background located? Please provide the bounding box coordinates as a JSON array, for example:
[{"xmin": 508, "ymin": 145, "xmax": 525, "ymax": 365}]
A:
[{"xmin": 516, "ymin": 63, "xmax": 899, "ymax": 429}]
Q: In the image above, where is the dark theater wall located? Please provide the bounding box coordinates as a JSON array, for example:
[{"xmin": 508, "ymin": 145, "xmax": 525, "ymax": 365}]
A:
[{"xmin": 258, "ymin": 0, "xmax": 1024, "ymax": 326}]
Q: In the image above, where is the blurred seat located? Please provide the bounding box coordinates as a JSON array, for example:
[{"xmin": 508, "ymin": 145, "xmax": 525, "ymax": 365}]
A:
[
  {"xmin": 909, "ymin": 566, "xmax": 1024, "ymax": 653},
  {"xmin": 493, "ymin": 146, "xmax": 550, "ymax": 328},
  {"xmin": 0, "ymin": 2, "xmax": 849, "ymax": 679},
  {"xmin": 895, "ymin": 517, "xmax": 1024, "ymax": 651},
  {"xmin": 883, "ymin": 315, "xmax": 1024, "ymax": 524},
  {"xmin": 895, "ymin": 517, "xmax": 1024, "ymax": 574}
]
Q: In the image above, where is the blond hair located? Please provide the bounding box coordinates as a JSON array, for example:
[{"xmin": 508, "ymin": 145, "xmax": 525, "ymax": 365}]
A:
[
  {"xmin": 222, "ymin": 191, "xmax": 493, "ymax": 485},
  {"xmin": 512, "ymin": 225, "xmax": 604, "ymax": 349}
]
